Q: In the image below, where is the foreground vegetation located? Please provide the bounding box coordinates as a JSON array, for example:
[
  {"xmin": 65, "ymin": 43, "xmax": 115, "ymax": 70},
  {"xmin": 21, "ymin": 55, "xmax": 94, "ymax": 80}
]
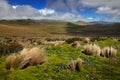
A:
[{"xmin": 0, "ymin": 38, "xmax": 120, "ymax": 80}]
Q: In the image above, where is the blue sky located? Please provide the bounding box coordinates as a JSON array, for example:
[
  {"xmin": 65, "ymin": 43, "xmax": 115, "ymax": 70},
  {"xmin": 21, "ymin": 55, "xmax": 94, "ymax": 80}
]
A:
[
  {"xmin": 0, "ymin": 0, "xmax": 119, "ymax": 22},
  {"xmin": 8, "ymin": 0, "xmax": 106, "ymax": 19},
  {"xmin": 8, "ymin": 0, "xmax": 46, "ymax": 9}
]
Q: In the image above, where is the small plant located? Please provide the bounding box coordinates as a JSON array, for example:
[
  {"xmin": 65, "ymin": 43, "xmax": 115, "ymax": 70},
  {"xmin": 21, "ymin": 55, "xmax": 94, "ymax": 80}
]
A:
[
  {"xmin": 69, "ymin": 58, "xmax": 84, "ymax": 71},
  {"xmin": 76, "ymin": 58, "xmax": 84, "ymax": 71},
  {"xmin": 69, "ymin": 60, "xmax": 77, "ymax": 70},
  {"xmin": 83, "ymin": 37, "xmax": 90, "ymax": 43},
  {"xmin": 101, "ymin": 47, "xmax": 117, "ymax": 58},
  {"xmin": 71, "ymin": 41, "xmax": 81, "ymax": 49},
  {"xmin": 6, "ymin": 54, "xmax": 17, "ymax": 70},
  {"xmin": 82, "ymin": 44, "xmax": 101, "ymax": 56}
]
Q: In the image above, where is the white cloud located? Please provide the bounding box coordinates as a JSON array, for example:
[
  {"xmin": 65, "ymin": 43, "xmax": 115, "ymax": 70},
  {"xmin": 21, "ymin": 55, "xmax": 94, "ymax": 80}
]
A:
[
  {"xmin": 38, "ymin": 8, "xmax": 55, "ymax": 16},
  {"xmin": 0, "ymin": 0, "xmax": 119, "ymax": 22},
  {"xmin": 46, "ymin": 0, "xmax": 120, "ymax": 22},
  {"xmin": 12, "ymin": 5, "xmax": 18, "ymax": 9},
  {"xmin": 0, "ymin": 0, "xmax": 91, "ymax": 22},
  {"xmin": 96, "ymin": 6, "xmax": 120, "ymax": 16},
  {"xmin": 88, "ymin": 17, "xmax": 94, "ymax": 20},
  {"xmin": 81, "ymin": 0, "xmax": 120, "ymax": 8}
]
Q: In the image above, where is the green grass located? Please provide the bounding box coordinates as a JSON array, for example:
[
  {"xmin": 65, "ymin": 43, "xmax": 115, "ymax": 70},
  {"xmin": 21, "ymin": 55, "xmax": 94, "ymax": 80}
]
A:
[{"xmin": 0, "ymin": 39, "xmax": 120, "ymax": 80}]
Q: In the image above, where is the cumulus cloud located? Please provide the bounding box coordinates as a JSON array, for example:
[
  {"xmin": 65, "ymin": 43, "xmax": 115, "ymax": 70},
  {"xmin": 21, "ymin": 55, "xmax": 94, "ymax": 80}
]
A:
[
  {"xmin": 0, "ymin": 0, "xmax": 119, "ymax": 22},
  {"xmin": 81, "ymin": 0, "xmax": 120, "ymax": 8},
  {"xmin": 0, "ymin": 0, "xmax": 90, "ymax": 22},
  {"xmin": 12, "ymin": 5, "xmax": 18, "ymax": 9},
  {"xmin": 81, "ymin": 0, "xmax": 120, "ymax": 21},
  {"xmin": 96, "ymin": 6, "xmax": 120, "ymax": 16},
  {"xmin": 38, "ymin": 8, "xmax": 55, "ymax": 16}
]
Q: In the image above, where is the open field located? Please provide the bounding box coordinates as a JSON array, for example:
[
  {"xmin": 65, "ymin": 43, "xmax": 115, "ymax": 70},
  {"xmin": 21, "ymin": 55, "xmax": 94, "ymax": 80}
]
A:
[
  {"xmin": 0, "ymin": 20, "xmax": 120, "ymax": 37},
  {"xmin": 0, "ymin": 38, "xmax": 120, "ymax": 80},
  {"xmin": 0, "ymin": 20, "xmax": 120, "ymax": 80}
]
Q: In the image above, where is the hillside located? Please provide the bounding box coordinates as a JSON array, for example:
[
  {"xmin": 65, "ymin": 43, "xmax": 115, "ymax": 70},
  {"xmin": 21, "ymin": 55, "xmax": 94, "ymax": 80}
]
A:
[{"xmin": 0, "ymin": 20, "xmax": 120, "ymax": 37}]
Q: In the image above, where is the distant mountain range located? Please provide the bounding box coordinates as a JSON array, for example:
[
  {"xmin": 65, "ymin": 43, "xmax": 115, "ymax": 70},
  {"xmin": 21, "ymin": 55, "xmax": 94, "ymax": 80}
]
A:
[
  {"xmin": 77, "ymin": 21, "xmax": 117, "ymax": 24},
  {"xmin": 0, "ymin": 19, "xmax": 119, "ymax": 25},
  {"xmin": 89, "ymin": 21, "xmax": 115, "ymax": 24}
]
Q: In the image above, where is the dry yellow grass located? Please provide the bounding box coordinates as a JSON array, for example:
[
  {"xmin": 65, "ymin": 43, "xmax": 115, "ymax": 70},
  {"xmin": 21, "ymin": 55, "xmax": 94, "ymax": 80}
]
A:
[
  {"xmin": 6, "ymin": 54, "xmax": 17, "ymax": 70},
  {"xmin": 69, "ymin": 60, "xmax": 77, "ymax": 70},
  {"xmin": 6, "ymin": 47, "xmax": 47, "ymax": 70},
  {"xmin": 69, "ymin": 58, "xmax": 84, "ymax": 71},
  {"xmin": 71, "ymin": 41, "xmax": 81, "ymax": 49},
  {"xmin": 82, "ymin": 44, "xmax": 101, "ymax": 56},
  {"xmin": 101, "ymin": 47, "xmax": 117, "ymax": 58},
  {"xmin": 76, "ymin": 58, "xmax": 84, "ymax": 71},
  {"xmin": 28, "ymin": 47, "xmax": 46, "ymax": 66},
  {"xmin": 42, "ymin": 41, "xmax": 65, "ymax": 46},
  {"xmin": 83, "ymin": 37, "xmax": 90, "ymax": 43}
]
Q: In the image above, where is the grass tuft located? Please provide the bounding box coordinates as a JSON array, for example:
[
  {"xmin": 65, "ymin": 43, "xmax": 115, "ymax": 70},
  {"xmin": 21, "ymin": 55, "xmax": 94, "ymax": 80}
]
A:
[
  {"xmin": 69, "ymin": 58, "xmax": 84, "ymax": 71},
  {"xmin": 101, "ymin": 47, "xmax": 117, "ymax": 58},
  {"xmin": 71, "ymin": 41, "xmax": 81, "ymax": 49},
  {"xmin": 83, "ymin": 37, "xmax": 90, "ymax": 43},
  {"xmin": 82, "ymin": 44, "xmax": 101, "ymax": 56},
  {"xmin": 6, "ymin": 47, "xmax": 47, "ymax": 70}
]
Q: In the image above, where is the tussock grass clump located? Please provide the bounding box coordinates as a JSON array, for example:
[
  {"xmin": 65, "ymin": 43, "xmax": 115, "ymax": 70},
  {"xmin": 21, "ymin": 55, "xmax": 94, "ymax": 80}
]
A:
[
  {"xmin": 71, "ymin": 41, "xmax": 81, "ymax": 49},
  {"xmin": 101, "ymin": 47, "xmax": 117, "ymax": 58},
  {"xmin": 82, "ymin": 44, "xmax": 101, "ymax": 56},
  {"xmin": 83, "ymin": 37, "xmax": 90, "ymax": 43},
  {"xmin": 6, "ymin": 47, "xmax": 47, "ymax": 70},
  {"xmin": 6, "ymin": 55, "xmax": 17, "ymax": 70},
  {"xmin": 69, "ymin": 58, "xmax": 84, "ymax": 71},
  {"xmin": 42, "ymin": 41, "xmax": 65, "ymax": 46}
]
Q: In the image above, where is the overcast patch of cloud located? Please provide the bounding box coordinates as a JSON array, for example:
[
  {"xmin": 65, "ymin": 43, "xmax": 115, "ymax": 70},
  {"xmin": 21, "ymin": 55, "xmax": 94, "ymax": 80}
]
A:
[
  {"xmin": 0, "ymin": 0, "xmax": 95, "ymax": 22},
  {"xmin": 81, "ymin": 0, "xmax": 120, "ymax": 8},
  {"xmin": 80, "ymin": 0, "xmax": 120, "ymax": 22},
  {"xmin": 46, "ymin": 0, "xmax": 82, "ymax": 13},
  {"xmin": 46, "ymin": 0, "xmax": 120, "ymax": 22},
  {"xmin": 1, "ymin": 0, "xmax": 120, "ymax": 22},
  {"xmin": 96, "ymin": 6, "xmax": 120, "ymax": 16}
]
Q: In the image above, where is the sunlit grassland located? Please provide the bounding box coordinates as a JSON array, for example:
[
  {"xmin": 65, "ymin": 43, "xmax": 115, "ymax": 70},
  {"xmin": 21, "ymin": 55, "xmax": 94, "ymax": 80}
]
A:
[{"xmin": 0, "ymin": 39, "xmax": 120, "ymax": 80}]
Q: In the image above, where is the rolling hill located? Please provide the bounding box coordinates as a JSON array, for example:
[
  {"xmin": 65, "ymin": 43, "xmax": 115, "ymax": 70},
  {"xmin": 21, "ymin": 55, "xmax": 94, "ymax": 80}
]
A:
[{"xmin": 0, "ymin": 19, "xmax": 120, "ymax": 37}]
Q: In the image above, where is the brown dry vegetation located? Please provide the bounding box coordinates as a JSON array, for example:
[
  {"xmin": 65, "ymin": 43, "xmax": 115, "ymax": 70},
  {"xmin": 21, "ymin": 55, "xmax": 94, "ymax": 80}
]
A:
[
  {"xmin": 101, "ymin": 47, "xmax": 117, "ymax": 58},
  {"xmin": 71, "ymin": 41, "xmax": 81, "ymax": 49},
  {"xmin": 83, "ymin": 37, "xmax": 90, "ymax": 43},
  {"xmin": 82, "ymin": 44, "xmax": 101, "ymax": 56},
  {"xmin": 69, "ymin": 58, "xmax": 84, "ymax": 71},
  {"xmin": 6, "ymin": 47, "xmax": 47, "ymax": 70}
]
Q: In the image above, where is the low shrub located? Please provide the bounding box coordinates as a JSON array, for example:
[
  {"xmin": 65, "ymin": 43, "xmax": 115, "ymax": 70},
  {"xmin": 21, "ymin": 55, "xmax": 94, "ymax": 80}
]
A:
[
  {"xmin": 6, "ymin": 47, "xmax": 47, "ymax": 70},
  {"xmin": 101, "ymin": 47, "xmax": 117, "ymax": 58},
  {"xmin": 83, "ymin": 37, "xmax": 90, "ymax": 43},
  {"xmin": 82, "ymin": 44, "xmax": 101, "ymax": 56},
  {"xmin": 71, "ymin": 41, "xmax": 81, "ymax": 49},
  {"xmin": 69, "ymin": 58, "xmax": 84, "ymax": 71}
]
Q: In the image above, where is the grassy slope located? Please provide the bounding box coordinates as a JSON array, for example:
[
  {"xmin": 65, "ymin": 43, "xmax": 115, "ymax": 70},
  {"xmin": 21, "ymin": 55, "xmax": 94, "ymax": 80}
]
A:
[
  {"xmin": 0, "ymin": 39, "xmax": 120, "ymax": 80},
  {"xmin": 0, "ymin": 20, "xmax": 120, "ymax": 37},
  {"xmin": 0, "ymin": 20, "xmax": 68, "ymax": 37}
]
